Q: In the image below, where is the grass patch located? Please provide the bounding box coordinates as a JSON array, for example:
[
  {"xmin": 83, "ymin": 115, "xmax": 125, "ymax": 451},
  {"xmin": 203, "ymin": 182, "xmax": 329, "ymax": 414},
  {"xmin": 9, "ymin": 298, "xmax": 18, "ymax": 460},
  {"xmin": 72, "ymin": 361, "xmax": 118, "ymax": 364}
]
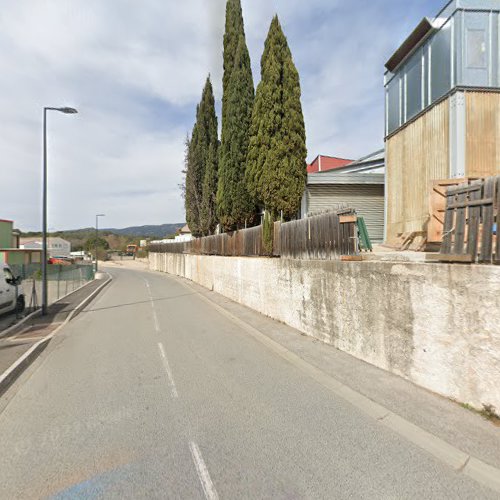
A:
[{"xmin": 461, "ymin": 403, "xmax": 500, "ymax": 427}]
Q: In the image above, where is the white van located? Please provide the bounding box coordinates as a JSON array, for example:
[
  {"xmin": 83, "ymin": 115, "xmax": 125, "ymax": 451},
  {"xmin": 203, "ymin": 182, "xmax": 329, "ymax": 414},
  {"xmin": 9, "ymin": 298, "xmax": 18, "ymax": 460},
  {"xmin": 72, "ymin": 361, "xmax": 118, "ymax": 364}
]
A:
[{"xmin": 0, "ymin": 263, "xmax": 25, "ymax": 315}]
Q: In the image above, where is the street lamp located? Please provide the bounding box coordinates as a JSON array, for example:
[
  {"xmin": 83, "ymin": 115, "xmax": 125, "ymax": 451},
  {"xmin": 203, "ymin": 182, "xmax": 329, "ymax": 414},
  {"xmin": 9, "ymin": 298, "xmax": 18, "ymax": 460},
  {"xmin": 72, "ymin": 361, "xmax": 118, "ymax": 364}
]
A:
[
  {"xmin": 42, "ymin": 106, "xmax": 78, "ymax": 316},
  {"xmin": 95, "ymin": 214, "xmax": 105, "ymax": 273}
]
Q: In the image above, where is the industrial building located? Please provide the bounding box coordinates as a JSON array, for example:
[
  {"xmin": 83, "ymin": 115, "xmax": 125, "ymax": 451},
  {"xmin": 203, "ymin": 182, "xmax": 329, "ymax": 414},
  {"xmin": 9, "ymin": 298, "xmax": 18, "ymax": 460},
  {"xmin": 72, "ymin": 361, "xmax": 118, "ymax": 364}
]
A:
[
  {"xmin": 0, "ymin": 220, "xmax": 41, "ymax": 265},
  {"xmin": 385, "ymin": 0, "xmax": 500, "ymax": 243}
]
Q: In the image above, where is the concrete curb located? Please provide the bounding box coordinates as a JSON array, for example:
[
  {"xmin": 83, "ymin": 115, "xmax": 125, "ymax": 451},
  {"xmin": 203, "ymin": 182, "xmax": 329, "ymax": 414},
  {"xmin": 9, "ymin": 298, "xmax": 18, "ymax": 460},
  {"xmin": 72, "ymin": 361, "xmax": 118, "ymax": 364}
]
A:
[
  {"xmin": 175, "ymin": 275, "xmax": 500, "ymax": 495},
  {"xmin": 0, "ymin": 276, "xmax": 101, "ymax": 340},
  {"xmin": 0, "ymin": 274, "xmax": 112, "ymax": 398}
]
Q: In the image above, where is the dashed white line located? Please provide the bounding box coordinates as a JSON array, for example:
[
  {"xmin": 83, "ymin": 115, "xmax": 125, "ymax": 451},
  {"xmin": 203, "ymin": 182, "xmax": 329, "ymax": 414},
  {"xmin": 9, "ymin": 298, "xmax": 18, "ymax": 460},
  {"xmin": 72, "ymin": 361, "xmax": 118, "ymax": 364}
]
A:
[
  {"xmin": 144, "ymin": 278, "xmax": 160, "ymax": 330},
  {"xmin": 157, "ymin": 342, "xmax": 178, "ymax": 398},
  {"xmin": 152, "ymin": 309, "xmax": 160, "ymax": 332},
  {"xmin": 189, "ymin": 441, "xmax": 219, "ymax": 500}
]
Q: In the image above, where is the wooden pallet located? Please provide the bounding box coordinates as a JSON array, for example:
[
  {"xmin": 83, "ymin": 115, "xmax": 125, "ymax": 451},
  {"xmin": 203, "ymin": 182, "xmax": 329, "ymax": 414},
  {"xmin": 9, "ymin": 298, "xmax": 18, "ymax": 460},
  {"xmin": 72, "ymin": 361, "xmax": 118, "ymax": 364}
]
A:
[{"xmin": 439, "ymin": 176, "xmax": 499, "ymax": 264}]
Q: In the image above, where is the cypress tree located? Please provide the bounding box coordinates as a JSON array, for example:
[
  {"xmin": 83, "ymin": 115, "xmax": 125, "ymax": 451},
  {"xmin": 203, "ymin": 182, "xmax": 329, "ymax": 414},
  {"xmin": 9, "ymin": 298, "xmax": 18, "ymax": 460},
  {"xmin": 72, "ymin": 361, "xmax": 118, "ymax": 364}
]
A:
[
  {"xmin": 185, "ymin": 77, "xmax": 219, "ymax": 236},
  {"xmin": 184, "ymin": 123, "xmax": 199, "ymax": 235},
  {"xmin": 246, "ymin": 15, "xmax": 307, "ymax": 220},
  {"xmin": 200, "ymin": 140, "xmax": 219, "ymax": 235},
  {"xmin": 217, "ymin": 0, "xmax": 255, "ymax": 230}
]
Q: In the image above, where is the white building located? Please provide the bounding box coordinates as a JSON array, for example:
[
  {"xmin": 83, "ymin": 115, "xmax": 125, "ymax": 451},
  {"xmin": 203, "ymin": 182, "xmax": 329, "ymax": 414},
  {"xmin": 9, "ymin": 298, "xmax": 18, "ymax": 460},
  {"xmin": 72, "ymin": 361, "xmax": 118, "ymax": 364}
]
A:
[
  {"xmin": 150, "ymin": 224, "xmax": 193, "ymax": 245},
  {"xmin": 20, "ymin": 237, "xmax": 71, "ymax": 258}
]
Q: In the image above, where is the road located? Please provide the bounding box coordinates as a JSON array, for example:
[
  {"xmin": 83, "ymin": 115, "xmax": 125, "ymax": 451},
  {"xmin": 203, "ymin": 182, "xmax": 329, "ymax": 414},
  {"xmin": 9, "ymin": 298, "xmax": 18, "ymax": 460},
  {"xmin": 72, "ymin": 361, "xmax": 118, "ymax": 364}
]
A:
[{"xmin": 0, "ymin": 265, "xmax": 496, "ymax": 499}]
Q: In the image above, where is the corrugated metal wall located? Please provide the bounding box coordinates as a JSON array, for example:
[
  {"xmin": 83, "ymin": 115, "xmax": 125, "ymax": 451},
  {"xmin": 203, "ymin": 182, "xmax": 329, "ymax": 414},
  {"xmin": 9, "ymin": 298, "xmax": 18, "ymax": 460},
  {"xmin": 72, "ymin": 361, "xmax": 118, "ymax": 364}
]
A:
[
  {"xmin": 386, "ymin": 98, "xmax": 450, "ymax": 242},
  {"xmin": 306, "ymin": 184, "xmax": 385, "ymax": 242},
  {"xmin": 466, "ymin": 92, "xmax": 500, "ymax": 178},
  {"xmin": 386, "ymin": 91, "xmax": 500, "ymax": 243}
]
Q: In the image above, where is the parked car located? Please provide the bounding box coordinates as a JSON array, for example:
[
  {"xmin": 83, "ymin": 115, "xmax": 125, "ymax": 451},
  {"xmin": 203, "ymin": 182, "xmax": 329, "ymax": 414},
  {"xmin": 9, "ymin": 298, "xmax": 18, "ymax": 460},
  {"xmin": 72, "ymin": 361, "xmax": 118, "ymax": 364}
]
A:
[
  {"xmin": 0, "ymin": 263, "xmax": 25, "ymax": 315},
  {"xmin": 48, "ymin": 256, "xmax": 73, "ymax": 265}
]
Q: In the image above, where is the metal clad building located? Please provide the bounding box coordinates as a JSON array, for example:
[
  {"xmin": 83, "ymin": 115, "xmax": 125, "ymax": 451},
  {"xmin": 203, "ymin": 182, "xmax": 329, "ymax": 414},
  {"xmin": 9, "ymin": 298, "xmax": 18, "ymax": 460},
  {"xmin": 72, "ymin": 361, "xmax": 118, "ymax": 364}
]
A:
[
  {"xmin": 385, "ymin": 0, "xmax": 500, "ymax": 242},
  {"xmin": 302, "ymin": 151, "xmax": 385, "ymax": 243}
]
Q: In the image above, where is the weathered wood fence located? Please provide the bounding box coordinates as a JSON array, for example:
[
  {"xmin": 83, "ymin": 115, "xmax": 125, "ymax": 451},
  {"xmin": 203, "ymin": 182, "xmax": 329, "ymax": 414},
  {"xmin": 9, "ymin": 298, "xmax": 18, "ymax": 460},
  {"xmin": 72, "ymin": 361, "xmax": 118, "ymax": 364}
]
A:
[
  {"xmin": 149, "ymin": 211, "xmax": 359, "ymax": 260},
  {"xmin": 439, "ymin": 175, "xmax": 499, "ymax": 264},
  {"xmin": 279, "ymin": 211, "xmax": 357, "ymax": 259}
]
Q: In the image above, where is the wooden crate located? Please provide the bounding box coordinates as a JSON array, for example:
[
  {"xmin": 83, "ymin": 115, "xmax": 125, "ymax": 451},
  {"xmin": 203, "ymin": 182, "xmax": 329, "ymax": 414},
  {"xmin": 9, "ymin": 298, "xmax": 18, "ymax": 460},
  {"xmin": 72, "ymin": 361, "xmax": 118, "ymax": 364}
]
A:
[
  {"xmin": 439, "ymin": 176, "xmax": 499, "ymax": 264},
  {"xmin": 428, "ymin": 178, "xmax": 480, "ymax": 244}
]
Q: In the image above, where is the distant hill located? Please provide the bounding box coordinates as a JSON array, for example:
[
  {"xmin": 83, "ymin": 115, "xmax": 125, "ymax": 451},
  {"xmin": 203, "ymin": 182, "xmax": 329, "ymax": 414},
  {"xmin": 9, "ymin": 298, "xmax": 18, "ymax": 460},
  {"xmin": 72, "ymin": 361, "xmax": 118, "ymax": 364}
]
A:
[
  {"xmin": 102, "ymin": 223, "xmax": 184, "ymax": 238},
  {"xmin": 20, "ymin": 223, "xmax": 185, "ymax": 251}
]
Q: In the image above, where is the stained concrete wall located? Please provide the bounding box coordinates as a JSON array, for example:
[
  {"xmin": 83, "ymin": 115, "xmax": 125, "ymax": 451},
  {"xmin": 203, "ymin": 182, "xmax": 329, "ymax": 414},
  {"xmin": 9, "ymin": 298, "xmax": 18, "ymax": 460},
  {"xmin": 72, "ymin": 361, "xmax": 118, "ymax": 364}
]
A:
[{"xmin": 149, "ymin": 252, "xmax": 500, "ymax": 413}]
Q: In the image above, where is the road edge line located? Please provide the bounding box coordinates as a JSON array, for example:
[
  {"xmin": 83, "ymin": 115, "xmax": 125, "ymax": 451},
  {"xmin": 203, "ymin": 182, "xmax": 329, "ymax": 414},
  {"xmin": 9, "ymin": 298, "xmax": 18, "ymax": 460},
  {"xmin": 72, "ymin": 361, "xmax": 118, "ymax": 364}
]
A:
[
  {"xmin": 175, "ymin": 276, "xmax": 500, "ymax": 494},
  {"xmin": 0, "ymin": 274, "xmax": 112, "ymax": 398}
]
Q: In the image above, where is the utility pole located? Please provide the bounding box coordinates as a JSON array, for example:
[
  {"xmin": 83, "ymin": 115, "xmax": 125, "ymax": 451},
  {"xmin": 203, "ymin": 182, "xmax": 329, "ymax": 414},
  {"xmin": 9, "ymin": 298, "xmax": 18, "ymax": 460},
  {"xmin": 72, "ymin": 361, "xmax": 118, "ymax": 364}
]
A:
[
  {"xmin": 42, "ymin": 106, "xmax": 78, "ymax": 315},
  {"xmin": 95, "ymin": 214, "xmax": 105, "ymax": 273}
]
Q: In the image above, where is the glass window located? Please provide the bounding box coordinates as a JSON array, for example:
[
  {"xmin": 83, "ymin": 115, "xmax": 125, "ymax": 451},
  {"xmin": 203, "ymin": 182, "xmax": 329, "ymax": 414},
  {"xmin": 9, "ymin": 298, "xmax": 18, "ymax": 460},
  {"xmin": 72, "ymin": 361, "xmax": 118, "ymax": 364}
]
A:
[
  {"xmin": 387, "ymin": 76, "xmax": 401, "ymax": 134},
  {"xmin": 466, "ymin": 29, "xmax": 487, "ymax": 69},
  {"xmin": 4, "ymin": 267, "xmax": 14, "ymax": 283},
  {"xmin": 431, "ymin": 21, "xmax": 452, "ymax": 101},
  {"xmin": 405, "ymin": 53, "xmax": 423, "ymax": 120}
]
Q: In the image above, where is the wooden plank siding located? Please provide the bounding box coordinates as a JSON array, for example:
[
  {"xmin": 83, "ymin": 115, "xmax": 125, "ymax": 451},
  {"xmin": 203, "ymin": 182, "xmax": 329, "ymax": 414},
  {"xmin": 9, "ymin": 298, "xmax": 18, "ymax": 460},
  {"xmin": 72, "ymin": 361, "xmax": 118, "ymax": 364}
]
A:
[
  {"xmin": 386, "ymin": 98, "xmax": 450, "ymax": 243},
  {"xmin": 466, "ymin": 92, "xmax": 500, "ymax": 178}
]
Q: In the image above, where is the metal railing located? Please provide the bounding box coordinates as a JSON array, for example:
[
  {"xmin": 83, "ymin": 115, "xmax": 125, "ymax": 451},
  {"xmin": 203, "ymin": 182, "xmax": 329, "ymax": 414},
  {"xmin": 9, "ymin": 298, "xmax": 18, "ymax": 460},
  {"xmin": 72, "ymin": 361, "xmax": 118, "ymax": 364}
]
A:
[{"xmin": 9, "ymin": 263, "xmax": 95, "ymax": 312}]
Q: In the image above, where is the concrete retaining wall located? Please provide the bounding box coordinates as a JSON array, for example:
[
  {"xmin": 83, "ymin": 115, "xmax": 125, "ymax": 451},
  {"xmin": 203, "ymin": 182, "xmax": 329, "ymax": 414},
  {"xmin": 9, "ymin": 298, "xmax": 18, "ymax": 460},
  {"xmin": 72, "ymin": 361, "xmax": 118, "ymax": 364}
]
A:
[{"xmin": 149, "ymin": 252, "xmax": 500, "ymax": 412}]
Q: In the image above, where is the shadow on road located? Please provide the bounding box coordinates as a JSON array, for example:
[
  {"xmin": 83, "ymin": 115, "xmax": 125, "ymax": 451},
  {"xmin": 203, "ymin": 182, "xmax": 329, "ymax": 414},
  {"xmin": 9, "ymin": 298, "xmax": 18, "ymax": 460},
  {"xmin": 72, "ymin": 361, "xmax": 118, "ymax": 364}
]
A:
[{"xmin": 82, "ymin": 292, "xmax": 197, "ymax": 314}]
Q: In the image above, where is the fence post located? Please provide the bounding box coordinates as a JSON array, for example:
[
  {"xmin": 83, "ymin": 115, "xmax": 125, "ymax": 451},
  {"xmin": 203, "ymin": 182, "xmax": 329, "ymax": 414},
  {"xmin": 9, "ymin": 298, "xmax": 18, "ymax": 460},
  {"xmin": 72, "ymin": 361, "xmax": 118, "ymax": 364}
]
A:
[{"xmin": 57, "ymin": 265, "xmax": 61, "ymax": 300}]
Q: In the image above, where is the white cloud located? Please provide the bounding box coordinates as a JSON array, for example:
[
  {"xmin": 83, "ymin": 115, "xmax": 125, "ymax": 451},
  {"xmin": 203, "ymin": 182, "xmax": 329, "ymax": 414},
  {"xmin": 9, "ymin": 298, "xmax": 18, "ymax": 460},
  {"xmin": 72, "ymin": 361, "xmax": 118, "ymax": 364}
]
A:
[{"xmin": 0, "ymin": 0, "xmax": 442, "ymax": 231}]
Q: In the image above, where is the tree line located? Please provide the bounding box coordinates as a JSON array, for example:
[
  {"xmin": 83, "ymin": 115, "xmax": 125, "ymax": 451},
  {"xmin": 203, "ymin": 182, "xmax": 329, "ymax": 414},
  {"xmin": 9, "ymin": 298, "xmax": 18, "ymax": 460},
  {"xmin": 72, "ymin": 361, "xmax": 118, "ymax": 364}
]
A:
[{"xmin": 184, "ymin": 0, "xmax": 307, "ymax": 237}]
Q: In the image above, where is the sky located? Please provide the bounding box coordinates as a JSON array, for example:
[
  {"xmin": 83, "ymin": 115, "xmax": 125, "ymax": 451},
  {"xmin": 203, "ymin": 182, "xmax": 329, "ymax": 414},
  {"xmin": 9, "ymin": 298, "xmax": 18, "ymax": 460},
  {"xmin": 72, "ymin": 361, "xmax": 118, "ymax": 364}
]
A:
[{"xmin": 0, "ymin": 0, "xmax": 445, "ymax": 231}]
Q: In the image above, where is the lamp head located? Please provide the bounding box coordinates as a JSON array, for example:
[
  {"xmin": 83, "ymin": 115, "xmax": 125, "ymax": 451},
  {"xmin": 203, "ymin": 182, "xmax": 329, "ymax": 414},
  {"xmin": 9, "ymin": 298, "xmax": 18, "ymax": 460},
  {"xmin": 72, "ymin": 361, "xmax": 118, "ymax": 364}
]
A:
[{"xmin": 58, "ymin": 107, "xmax": 78, "ymax": 114}]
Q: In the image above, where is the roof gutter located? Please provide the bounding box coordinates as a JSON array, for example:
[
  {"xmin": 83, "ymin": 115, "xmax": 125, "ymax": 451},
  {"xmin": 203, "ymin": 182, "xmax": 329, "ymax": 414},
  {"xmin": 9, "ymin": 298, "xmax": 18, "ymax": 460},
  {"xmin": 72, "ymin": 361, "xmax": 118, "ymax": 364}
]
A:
[{"xmin": 385, "ymin": 17, "xmax": 442, "ymax": 72}]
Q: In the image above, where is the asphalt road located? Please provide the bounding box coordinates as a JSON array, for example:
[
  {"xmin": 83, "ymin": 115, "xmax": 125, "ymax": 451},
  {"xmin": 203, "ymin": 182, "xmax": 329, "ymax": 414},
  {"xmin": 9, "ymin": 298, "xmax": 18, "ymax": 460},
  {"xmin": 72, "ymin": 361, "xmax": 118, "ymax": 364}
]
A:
[{"xmin": 0, "ymin": 266, "xmax": 496, "ymax": 499}]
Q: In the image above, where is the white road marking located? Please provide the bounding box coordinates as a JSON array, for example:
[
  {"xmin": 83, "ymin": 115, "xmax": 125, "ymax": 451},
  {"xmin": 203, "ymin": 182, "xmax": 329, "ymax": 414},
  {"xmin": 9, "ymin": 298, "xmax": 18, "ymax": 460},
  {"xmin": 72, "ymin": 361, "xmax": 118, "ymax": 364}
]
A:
[
  {"xmin": 152, "ymin": 309, "xmax": 160, "ymax": 333},
  {"xmin": 144, "ymin": 278, "xmax": 160, "ymax": 330},
  {"xmin": 157, "ymin": 342, "xmax": 178, "ymax": 398},
  {"xmin": 189, "ymin": 441, "xmax": 219, "ymax": 500}
]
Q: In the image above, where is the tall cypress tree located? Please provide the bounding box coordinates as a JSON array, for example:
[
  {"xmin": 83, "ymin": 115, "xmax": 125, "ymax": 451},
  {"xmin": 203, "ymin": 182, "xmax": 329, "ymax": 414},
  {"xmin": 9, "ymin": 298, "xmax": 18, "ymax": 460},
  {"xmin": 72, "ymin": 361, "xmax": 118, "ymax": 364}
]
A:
[
  {"xmin": 184, "ymin": 120, "xmax": 200, "ymax": 235},
  {"xmin": 246, "ymin": 15, "xmax": 307, "ymax": 220},
  {"xmin": 200, "ymin": 141, "xmax": 219, "ymax": 235},
  {"xmin": 185, "ymin": 76, "xmax": 219, "ymax": 236},
  {"xmin": 217, "ymin": 0, "xmax": 255, "ymax": 230}
]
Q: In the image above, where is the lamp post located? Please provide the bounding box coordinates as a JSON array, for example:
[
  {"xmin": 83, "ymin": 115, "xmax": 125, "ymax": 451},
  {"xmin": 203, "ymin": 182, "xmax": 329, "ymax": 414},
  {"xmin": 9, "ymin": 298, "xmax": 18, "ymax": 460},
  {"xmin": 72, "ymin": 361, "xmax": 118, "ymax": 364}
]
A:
[
  {"xmin": 42, "ymin": 107, "xmax": 78, "ymax": 316},
  {"xmin": 95, "ymin": 214, "xmax": 105, "ymax": 273}
]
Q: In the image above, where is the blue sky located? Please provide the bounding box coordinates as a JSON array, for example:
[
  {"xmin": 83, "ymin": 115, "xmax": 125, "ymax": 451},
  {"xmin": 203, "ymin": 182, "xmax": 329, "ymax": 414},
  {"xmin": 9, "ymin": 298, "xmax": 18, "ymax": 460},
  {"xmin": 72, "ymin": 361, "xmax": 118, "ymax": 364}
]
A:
[{"xmin": 0, "ymin": 0, "xmax": 445, "ymax": 231}]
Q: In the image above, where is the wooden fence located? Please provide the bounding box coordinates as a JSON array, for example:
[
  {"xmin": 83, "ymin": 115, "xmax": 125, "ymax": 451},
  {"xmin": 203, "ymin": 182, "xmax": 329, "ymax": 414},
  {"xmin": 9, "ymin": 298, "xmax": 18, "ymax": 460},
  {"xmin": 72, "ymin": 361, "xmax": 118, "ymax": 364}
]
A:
[
  {"xmin": 149, "ymin": 211, "xmax": 359, "ymax": 260},
  {"xmin": 439, "ymin": 175, "xmax": 499, "ymax": 264},
  {"xmin": 279, "ymin": 211, "xmax": 357, "ymax": 259}
]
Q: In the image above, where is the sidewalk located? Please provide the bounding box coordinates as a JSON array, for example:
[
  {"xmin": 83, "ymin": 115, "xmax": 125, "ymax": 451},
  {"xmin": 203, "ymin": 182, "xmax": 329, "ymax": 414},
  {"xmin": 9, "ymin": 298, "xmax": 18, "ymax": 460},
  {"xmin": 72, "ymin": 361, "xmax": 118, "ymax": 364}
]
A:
[
  {"xmin": 0, "ymin": 278, "xmax": 93, "ymax": 334},
  {"xmin": 0, "ymin": 276, "xmax": 110, "ymax": 397}
]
